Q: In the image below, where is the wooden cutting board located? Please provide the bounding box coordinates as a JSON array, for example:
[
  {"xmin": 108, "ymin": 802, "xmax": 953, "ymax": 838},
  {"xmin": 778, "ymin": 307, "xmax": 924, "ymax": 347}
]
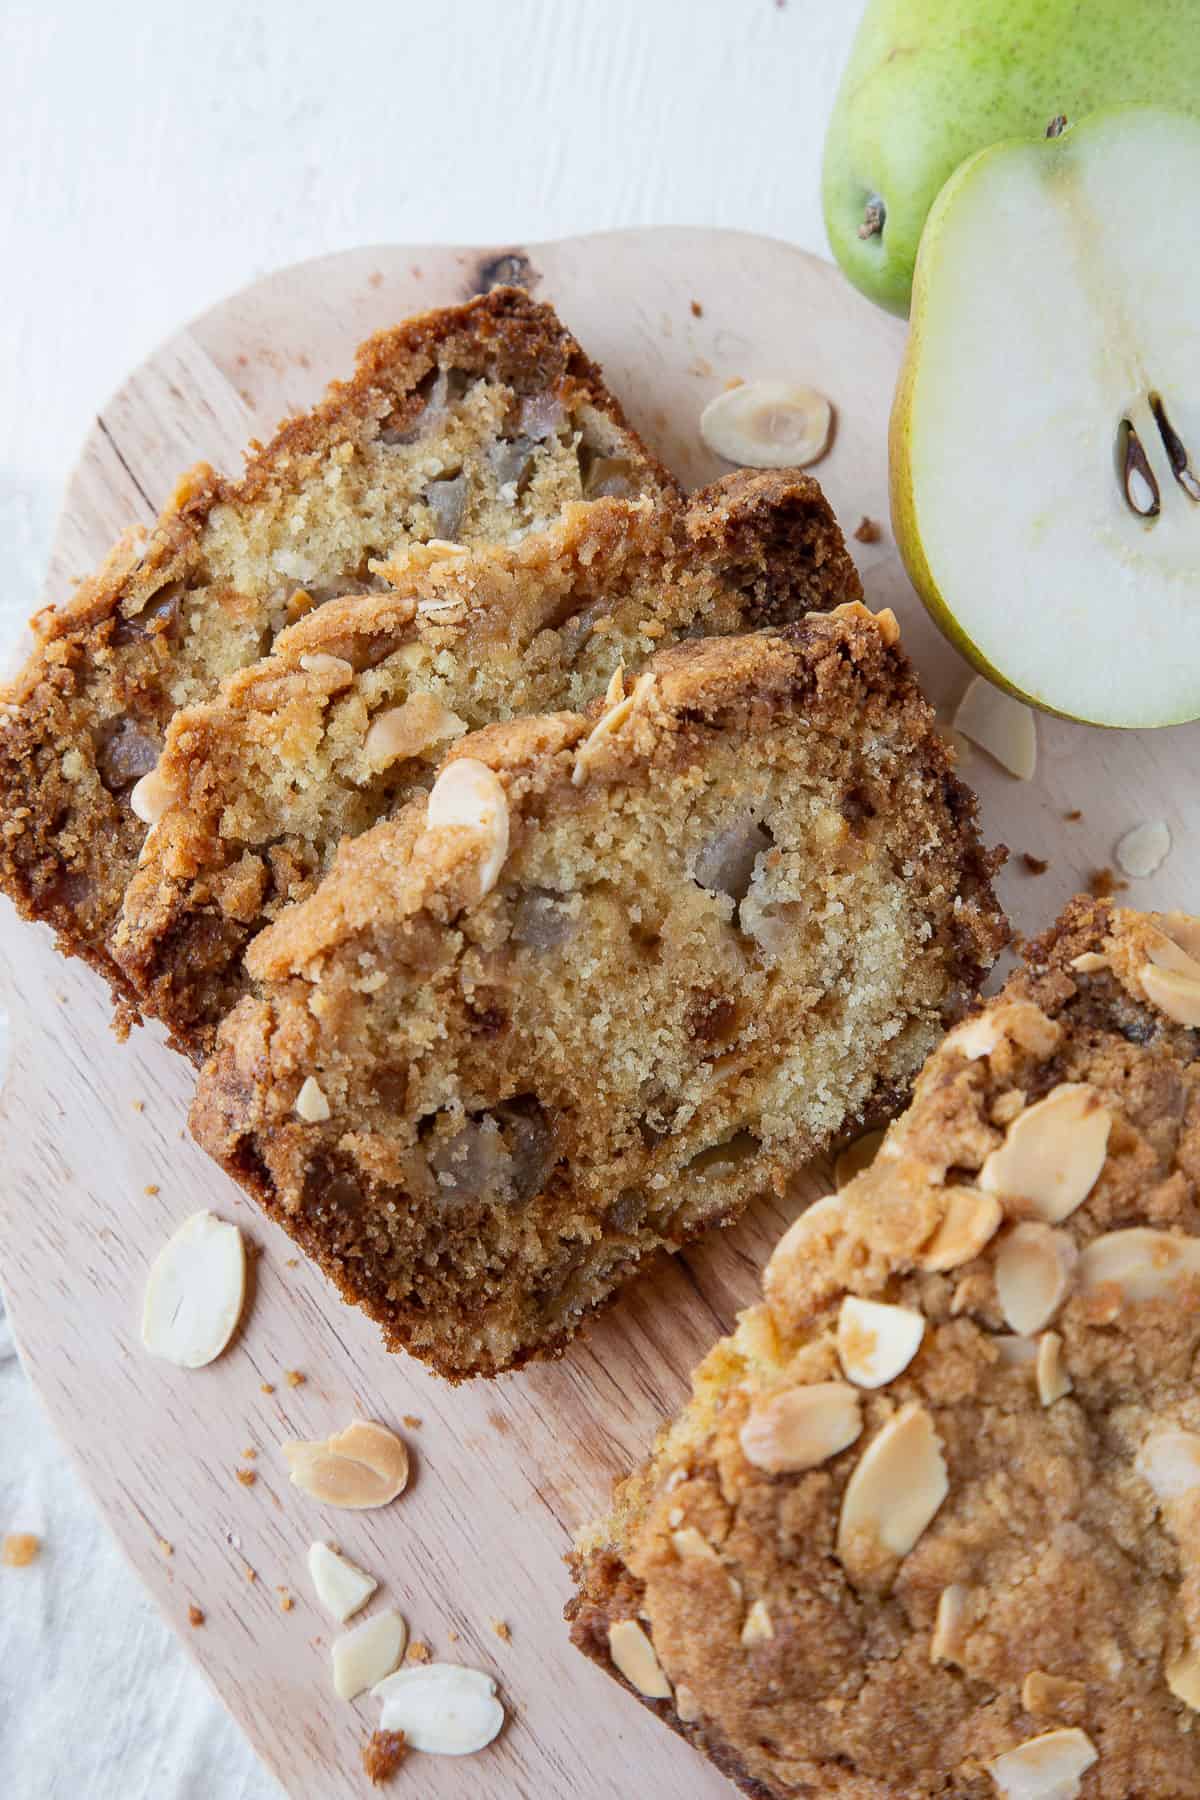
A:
[{"xmin": 3, "ymin": 229, "xmax": 1197, "ymax": 1799}]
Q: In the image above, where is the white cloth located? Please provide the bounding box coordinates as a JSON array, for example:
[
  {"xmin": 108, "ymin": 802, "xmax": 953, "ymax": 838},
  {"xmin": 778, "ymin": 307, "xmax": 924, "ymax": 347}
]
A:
[{"xmin": 0, "ymin": 2, "xmax": 852, "ymax": 1793}]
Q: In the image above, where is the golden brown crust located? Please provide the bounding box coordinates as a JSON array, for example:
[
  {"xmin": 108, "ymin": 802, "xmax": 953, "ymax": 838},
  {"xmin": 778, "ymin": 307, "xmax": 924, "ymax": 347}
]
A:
[
  {"xmin": 0, "ymin": 288, "xmax": 673, "ymax": 1016},
  {"xmin": 190, "ymin": 610, "xmax": 1005, "ymax": 1380},
  {"xmin": 111, "ymin": 473, "xmax": 862, "ymax": 1058},
  {"xmin": 569, "ymin": 898, "xmax": 1200, "ymax": 1798}
]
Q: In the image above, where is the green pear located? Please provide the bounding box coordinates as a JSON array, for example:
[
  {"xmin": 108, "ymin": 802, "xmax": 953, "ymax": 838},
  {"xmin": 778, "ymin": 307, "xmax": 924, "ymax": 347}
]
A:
[
  {"xmin": 891, "ymin": 107, "xmax": 1200, "ymax": 729},
  {"xmin": 823, "ymin": 0, "xmax": 1200, "ymax": 317}
]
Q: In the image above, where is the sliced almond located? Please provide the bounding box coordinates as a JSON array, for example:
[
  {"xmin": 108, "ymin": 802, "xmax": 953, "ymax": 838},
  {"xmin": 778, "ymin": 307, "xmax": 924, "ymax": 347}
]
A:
[
  {"xmin": 739, "ymin": 1382, "xmax": 862, "ymax": 1474},
  {"xmin": 994, "ymin": 1334, "xmax": 1038, "ymax": 1367},
  {"xmin": 1160, "ymin": 911, "xmax": 1200, "ymax": 965},
  {"xmin": 364, "ymin": 695, "xmax": 466, "ymax": 770},
  {"xmin": 1036, "ymin": 1332, "xmax": 1072, "ymax": 1407},
  {"xmin": 946, "ymin": 1000, "xmax": 1060, "ymax": 1062},
  {"xmin": 699, "ymin": 381, "xmax": 832, "ymax": 470},
  {"xmin": 834, "ymin": 1129, "xmax": 886, "ymax": 1190},
  {"xmin": 140, "ymin": 1211, "xmax": 246, "ymax": 1369},
  {"xmin": 1021, "ymin": 1670, "xmax": 1086, "ymax": 1718},
  {"xmin": 836, "ymin": 1403, "xmax": 948, "ymax": 1572},
  {"xmin": 930, "ymin": 1583, "xmax": 972, "ymax": 1666},
  {"xmin": 740, "ymin": 1599, "xmax": 774, "ymax": 1646},
  {"xmin": 1166, "ymin": 1644, "xmax": 1200, "ymax": 1711},
  {"xmin": 606, "ymin": 1619, "xmax": 672, "ymax": 1699},
  {"xmin": 1140, "ymin": 961, "xmax": 1200, "ymax": 1028},
  {"xmin": 308, "ymin": 1542, "xmax": 378, "ymax": 1622},
  {"xmin": 283, "ymin": 1420, "xmax": 410, "ymax": 1509},
  {"xmin": 987, "ymin": 1727, "xmax": 1097, "ymax": 1799},
  {"xmin": 571, "ymin": 692, "xmax": 636, "ymax": 787},
  {"xmin": 1115, "ymin": 818, "xmax": 1171, "ymax": 879},
  {"xmin": 1136, "ymin": 1427, "xmax": 1200, "ymax": 1501},
  {"xmin": 952, "ymin": 677, "xmax": 1036, "ymax": 781},
  {"xmin": 426, "ymin": 757, "xmax": 509, "ymax": 896},
  {"xmin": 674, "ymin": 1684, "xmax": 702, "ymax": 1723},
  {"xmin": 298, "ymin": 651, "xmax": 356, "ymax": 689},
  {"xmin": 919, "ymin": 1187, "xmax": 1003, "ymax": 1272},
  {"xmin": 1143, "ymin": 926, "xmax": 1200, "ymax": 979},
  {"xmin": 130, "ymin": 764, "xmax": 180, "ymax": 826},
  {"xmin": 1078, "ymin": 1229, "xmax": 1200, "ymax": 1304},
  {"xmin": 294, "ymin": 1075, "xmax": 331, "ymax": 1123},
  {"xmin": 979, "ymin": 1084, "xmax": 1110, "ymax": 1224},
  {"xmin": 762, "ymin": 1194, "xmax": 846, "ymax": 1324},
  {"xmin": 1069, "ymin": 951, "xmax": 1109, "ymax": 974},
  {"xmin": 994, "ymin": 1225, "xmax": 1077, "ymax": 1336},
  {"xmin": 671, "ymin": 1526, "xmax": 719, "ymax": 1564},
  {"xmin": 991, "ymin": 1089, "xmax": 1026, "ymax": 1127},
  {"xmin": 332, "ymin": 1608, "xmax": 406, "ymax": 1700},
  {"xmin": 836, "ymin": 1297, "xmax": 924, "ymax": 1389},
  {"xmin": 374, "ymin": 1663, "xmax": 504, "ymax": 1754}
]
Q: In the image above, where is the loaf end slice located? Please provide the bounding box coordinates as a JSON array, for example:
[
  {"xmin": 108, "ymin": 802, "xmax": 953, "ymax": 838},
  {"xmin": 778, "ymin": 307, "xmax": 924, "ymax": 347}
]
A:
[{"xmin": 568, "ymin": 898, "xmax": 1200, "ymax": 1799}]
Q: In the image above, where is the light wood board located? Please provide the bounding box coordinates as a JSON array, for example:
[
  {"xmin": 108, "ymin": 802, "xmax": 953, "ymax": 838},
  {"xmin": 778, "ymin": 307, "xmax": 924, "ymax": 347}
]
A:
[{"xmin": 3, "ymin": 229, "xmax": 1197, "ymax": 1799}]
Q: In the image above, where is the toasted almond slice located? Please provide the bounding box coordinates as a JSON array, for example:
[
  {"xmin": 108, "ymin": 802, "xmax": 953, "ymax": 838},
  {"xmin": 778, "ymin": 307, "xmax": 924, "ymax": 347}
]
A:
[
  {"xmin": 298, "ymin": 651, "xmax": 356, "ymax": 688},
  {"xmin": 283, "ymin": 1420, "xmax": 410, "ymax": 1509},
  {"xmin": 671, "ymin": 1527, "xmax": 719, "ymax": 1564},
  {"xmin": 994, "ymin": 1225, "xmax": 1077, "ymax": 1336},
  {"xmin": 1021, "ymin": 1670, "xmax": 1086, "ymax": 1718},
  {"xmin": 763, "ymin": 1194, "xmax": 846, "ymax": 1324},
  {"xmin": 1160, "ymin": 911, "xmax": 1200, "ymax": 965},
  {"xmin": 374, "ymin": 1663, "xmax": 504, "ymax": 1754},
  {"xmin": 140, "ymin": 1211, "xmax": 246, "ymax": 1369},
  {"xmin": 1115, "ymin": 819, "xmax": 1171, "ymax": 879},
  {"xmin": 1140, "ymin": 961, "xmax": 1200, "ymax": 1028},
  {"xmin": 836, "ymin": 1297, "xmax": 925, "ymax": 1389},
  {"xmin": 308, "ymin": 1542, "xmax": 378, "ymax": 1623},
  {"xmin": 1166, "ymin": 1644, "xmax": 1200, "ymax": 1712},
  {"xmin": 130, "ymin": 764, "xmax": 180, "ymax": 825},
  {"xmin": 836, "ymin": 1403, "xmax": 948, "ymax": 1572},
  {"xmin": 919, "ymin": 1188, "xmax": 1003, "ymax": 1272},
  {"xmin": 987, "ymin": 1727, "xmax": 1097, "ymax": 1799},
  {"xmin": 991, "ymin": 1089, "xmax": 1026, "ymax": 1126},
  {"xmin": 1142, "ymin": 926, "xmax": 1200, "ymax": 980},
  {"xmin": 1069, "ymin": 952, "xmax": 1109, "ymax": 974},
  {"xmin": 740, "ymin": 1382, "xmax": 862, "ymax": 1474},
  {"xmin": 294, "ymin": 1075, "xmax": 331, "ymax": 1123},
  {"xmin": 571, "ymin": 692, "xmax": 636, "ymax": 786},
  {"xmin": 994, "ymin": 1334, "xmax": 1038, "ymax": 1366},
  {"xmin": 979, "ymin": 1084, "xmax": 1110, "ymax": 1224},
  {"xmin": 364, "ymin": 695, "xmax": 466, "ymax": 770},
  {"xmin": 606, "ymin": 1620, "xmax": 672, "ymax": 1699},
  {"xmin": 426, "ymin": 757, "xmax": 509, "ymax": 896},
  {"xmin": 700, "ymin": 381, "xmax": 832, "ymax": 469},
  {"xmin": 332, "ymin": 1608, "xmax": 406, "ymax": 1700},
  {"xmin": 952, "ymin": 677, "xmax": 1036, "ymax": 781},
  {"xmin": 1136, "ymin": 1427, "xmax": 1200, "ymax": 1501},
  {"xmin": 740, "ymin": 1599, "xmax": 774, "ymax": 1646},
  {"xmin": 946, "ymin": 1000, "xmax": 1060, "ymax": 1063},
  {"xmin": 1078, "ymin": 1229, "xmax": 1200, "ymax": 1304},
  {"xmin": 674, "ymin": 1683, "xmax": 702, "ymax": 1722},
  {"xmin": 930, "ymin": 1583, "xmax": 971, "ymax": 1666},
  {"xmin": 834, "ymin": 1129, "xmax": 886, "ymax": 1190},
  {"xmin": 1036, "ymin": 1332, "xmax": 1072, "ymax": 1407}
]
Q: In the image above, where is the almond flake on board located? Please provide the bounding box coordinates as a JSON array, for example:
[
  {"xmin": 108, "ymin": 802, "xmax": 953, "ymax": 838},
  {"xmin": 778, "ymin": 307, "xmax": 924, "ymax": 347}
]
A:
[
  {"xmin": 699, "ymin": 381, "xmax": 833, "ymax": 469},
  {"xmin": 140, "ymin": 1211, "xmax": 246, "ymax": 1369},
  {"xmin": 333, "ymin": 1609, "xmax": 407, "ymax": 1700},
  {"xmin": 952, "ymin": 677, "xmax": 1036, "ymax": 781},
  {"xmin": 308, "ymin": 1542, "xmax": 379, "ymax": 1622},
  {"xmin": 1115, "ymin": 818, "xmax": 1171, "ymax": 878},
  {"xmin": 283, "ymin": 1420, "xmax": 410, "ymax": 1509},
  {"xmin": 373, "ymin": 1663, "xmax": 506, "ymax": 1755}
]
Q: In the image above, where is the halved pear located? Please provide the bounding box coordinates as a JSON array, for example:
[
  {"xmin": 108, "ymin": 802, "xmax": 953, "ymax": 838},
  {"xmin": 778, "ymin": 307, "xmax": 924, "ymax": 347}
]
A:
[{"xmin": 891, "ymin": 107, "xmax": 1200, "ymax": 727}]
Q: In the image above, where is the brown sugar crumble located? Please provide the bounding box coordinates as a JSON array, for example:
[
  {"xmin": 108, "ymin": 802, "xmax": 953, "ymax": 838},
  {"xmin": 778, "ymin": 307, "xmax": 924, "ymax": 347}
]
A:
[
  {"xmin": 235, "ymin": 1468, "xmax": 257, "ymax": 1488},
  {"xmin": 242, "ymin": 1447, "xmax": 257, "ymax": 1459},
  {"xmin": 285, "ymin": 1370, "xmax": 306, "ymax": 1388},
  {"xmin": 690, "ymin": 300, "xmax": 703, "ymax": 318},
  {"xmin": 406, "ymin": 1639, "xmax": 432, "ymax": 1664},
  {"xmin": 853, "ymin": 516, "xmax": 882, "ymax": 544},
  {"xmin": 1089, "ymin": 866, "xmax": 1129, "ymax": 899},
  {"xmin": 187, "ymin": 1604, "xmax": 205, "ymax": 1628},
  {"xmin": 362, "ymin": 1728, "xmax": 408, "ymax": 1784},
  {"xmin": 3, "ymin": 1533, "xmax": 41, "ymax": 1567},
  {"xmin": 401, "ymin": 1415, "xmax": 422, "ymax": 1430},
  {"xmin": 491, "ymin": 1618, "xmax": 512, "ymax": 1642},
  {"xmin": 144, "ymin": 1184, "xmax": 160, "ymax": 1196},
  {"xmin": 260, "ymin": 1382, "xmax": 275, "ymax": 1395},
  {"xmin": 1021, "ymin": 853, "xmax": 1050, "ymax": 876},
  {"xmin": 278, "ymin": 1588, "xmax": 294, "ymax": 1613}
]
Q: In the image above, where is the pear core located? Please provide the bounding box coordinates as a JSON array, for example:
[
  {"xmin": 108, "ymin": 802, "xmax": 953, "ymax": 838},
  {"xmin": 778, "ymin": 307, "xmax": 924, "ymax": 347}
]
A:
[{"xmin": 891, "ymin": 108, "xmax": 1200, "ymax": 727}]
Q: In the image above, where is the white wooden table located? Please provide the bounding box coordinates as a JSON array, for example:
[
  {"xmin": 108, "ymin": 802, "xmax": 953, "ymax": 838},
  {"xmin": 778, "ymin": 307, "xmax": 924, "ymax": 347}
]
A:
[{"xmin": 0, "ymin": 6, "xmax": 863, "ymax": 1798}]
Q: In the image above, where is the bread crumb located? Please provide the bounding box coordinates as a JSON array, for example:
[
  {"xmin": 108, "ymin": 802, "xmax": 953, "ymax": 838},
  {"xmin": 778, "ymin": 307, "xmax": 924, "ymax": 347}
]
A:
[
  {"xmin": 235, "ymin": 1468, "xmax": 257, "ymax": 1488},
  {"xmin": 406, "ymin": 1639, "xmax": 432, "ymax": 1664},
  {"xmin": 362, "ymin": 1728, "xmax": 408, "ymax": 1784},
  {"xmin": 1021, "ymin": 853, "xmax": 1049, "ymax": 875},
  {"xmin": 188, "ymin": 1604, "xmax": 205, "ymax": 1627},
  {"xmin": 491, "ymin": 1618, "xmax": 512, "ymax": 1642},
  {"xmin": 3, "ymin": 1533, "xmax": 41, "ymax": 1567},
  {"xmin": 690, "ymin": 300, "xmax": 703, "ymax": 319},
  {"xmin": 144, "ymin": 1184, "xmax": 160, "ymax": 1196},
  {"xmin": 1089, "ymin": 866, "xmax": 1128, "ymax": 899},
  {"xmin": 285, "ymin": 1370, "xmax": 306, "ymax": 1388},
  {"xmin": 260, "ymin": 1382, "xmax": 276, "ymax": 1395},
  {"xmin": 402, "ymin": 1414, "xmax": 422, "ymax": 1429},
  {"xmin": 853, "ymin": 516, "xmax": 882, "ymax": 544}
]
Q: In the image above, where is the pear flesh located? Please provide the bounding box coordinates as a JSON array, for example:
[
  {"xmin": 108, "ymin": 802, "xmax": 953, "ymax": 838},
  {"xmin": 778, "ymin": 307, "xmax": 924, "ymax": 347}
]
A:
[{"xmin": 891, "ymin": 107, "xmax": 1200, "ymax": 728}]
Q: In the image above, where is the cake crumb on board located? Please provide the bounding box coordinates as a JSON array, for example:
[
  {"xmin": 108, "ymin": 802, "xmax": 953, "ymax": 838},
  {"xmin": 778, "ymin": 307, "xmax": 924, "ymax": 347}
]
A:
[
  {"xmin": 188, "ymin": 1604, "xmax": 205, "ymax": 1627},
  {"xmin": 1021, "ymin": 853, "xmax": 1049, "ymax": 875},
  {"xmin": 491, "ymin": 1618, "xmax": 512, "ymax": 1642},
  {"xmin": 235, "ymin": 1468, "xmax": 257, "ymax": 1488},
  {"xmin": 3, "ymin": 1533, "xmax": 41, "ymax": 1567},
  {"xmin": 362, "ymin": 1729, "xmax": 408, "ymax": 1785},
  {"xmin": 285, "ymin": 1370, "xmax": 306, "ymax": 1388},
  {"xmin": 405, "ymin": 1639, "xmax": 432, "ymax": 1664},
  {"xmin": 853, "ymin": 516, "xmax": 882, "ymax": 544}
]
